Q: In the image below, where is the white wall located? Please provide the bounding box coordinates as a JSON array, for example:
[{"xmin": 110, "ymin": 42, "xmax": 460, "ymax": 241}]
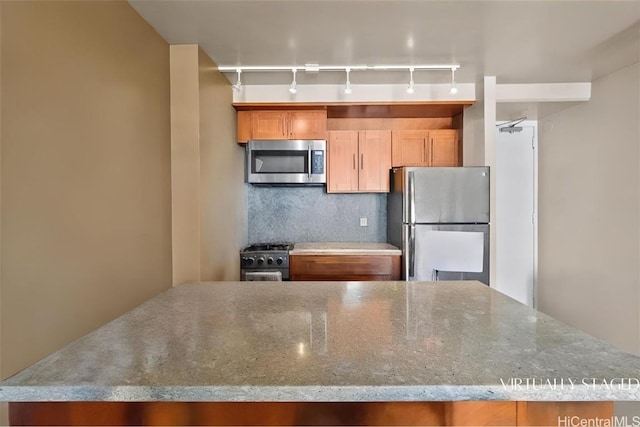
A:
[
  {"xmin": 495, "ymin": 122, "xmax": 537, "ymax": 307},
  {"xmin": 538, "ymin": 63, "xmax": 640, "ymax": 355},
  {"xmin": 462, "ymin": 79, "xmax": 485, "ymax": 167}
]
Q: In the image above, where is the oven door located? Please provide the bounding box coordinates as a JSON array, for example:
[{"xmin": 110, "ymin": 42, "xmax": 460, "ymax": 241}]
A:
[
  {"xmin": 246, "ymin": 140, "xmax": 326, "ymax": 184},
  {"xmin": 242, "ymin": 271, "xmax": 283, "ymax": 281}
]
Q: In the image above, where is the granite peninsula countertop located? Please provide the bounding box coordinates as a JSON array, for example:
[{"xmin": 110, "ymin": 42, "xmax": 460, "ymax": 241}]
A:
[
  {"xmin": 2, "ymin": 281, "xmax": 640, "ymax": 402},
  {"xmin": 290, "ymin": 242, "xmax": 402, "ymax": 256}
]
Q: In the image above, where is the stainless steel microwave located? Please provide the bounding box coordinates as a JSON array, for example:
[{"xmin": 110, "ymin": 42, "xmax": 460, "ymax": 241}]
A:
[{"xmin": 246, "ymin": 140, "xmax": 326, "ymax": 185}]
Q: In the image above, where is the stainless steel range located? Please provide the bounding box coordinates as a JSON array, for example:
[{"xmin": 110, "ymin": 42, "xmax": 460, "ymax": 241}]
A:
[{"xmin": 240, "ymin": 243, "xmax": 293, "ymax": 281}]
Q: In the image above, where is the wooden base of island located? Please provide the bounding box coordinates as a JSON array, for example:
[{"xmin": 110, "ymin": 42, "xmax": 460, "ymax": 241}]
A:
[{"xmin": 10, "ymin": 401, "xmax": 613, "ymax": 426}]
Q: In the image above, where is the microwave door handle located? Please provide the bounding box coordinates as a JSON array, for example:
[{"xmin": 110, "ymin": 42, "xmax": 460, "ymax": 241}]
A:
[{"xmin": 307, "ymin": 143, "xmax": 312, "ymax": 180}]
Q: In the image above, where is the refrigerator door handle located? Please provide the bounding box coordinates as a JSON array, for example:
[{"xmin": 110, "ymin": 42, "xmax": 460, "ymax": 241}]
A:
[
  {"xmin": 408, "ymin": 224, "xmax": 416, "ymax": 279},
  {"xmin": 408, "ymin": 171, "xmax": 416, "ymax": 224}
]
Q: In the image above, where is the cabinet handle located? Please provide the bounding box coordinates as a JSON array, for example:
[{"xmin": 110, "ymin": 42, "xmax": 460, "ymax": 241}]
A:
[
  {"xmin": 353, "ymin": 153, "xmax": 356, "ymax": 170},
  {"xmin": 283, "ymin": 118, "xmax": 286, "ymax": 137},
  {"xmin": 360, "ymin": 153, "xmax": 364, "ymax": 170},
  {"xmin": 423, "ymin": 139, "xmax": 427, "ymax": 163},
  {"xmin": 430, "ymin": 137, "xmax": 434, "ymax": 165}
]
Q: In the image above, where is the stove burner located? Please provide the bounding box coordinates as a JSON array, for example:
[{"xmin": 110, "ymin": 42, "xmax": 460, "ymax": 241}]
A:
[{"xmin": 242, "ymin": 243, "xmax": 293, "ymax": 252}]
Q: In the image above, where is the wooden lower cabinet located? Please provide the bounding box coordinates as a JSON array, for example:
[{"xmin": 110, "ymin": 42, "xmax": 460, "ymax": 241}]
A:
[
  {"xmin": 10, "ymin": 401, "xmax": 614, "ymax": 426},
  {"xmin": 290, "ymin": 254, "xmax": 401, "ymax": 281}
]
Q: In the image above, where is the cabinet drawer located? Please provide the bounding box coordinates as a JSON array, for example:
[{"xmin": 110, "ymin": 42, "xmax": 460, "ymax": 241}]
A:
[{"xmin": 290, "ymin": 255, "xmax": 401, "ymax": 281}]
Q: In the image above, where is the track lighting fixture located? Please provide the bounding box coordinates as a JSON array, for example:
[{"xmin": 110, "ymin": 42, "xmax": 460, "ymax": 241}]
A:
[
  {"xmin": 289, "ymin": 69, "xmax": 297, "ymax": 94},
  {"xmin": 232, "ymin": 69, "xmax": 242, "ymax": 92},
  {"xmin": 449, "ymin": 68, "xmax": 458, "ymax": 95},
  {"xmin": 218, "ymin": 64, "xmax": 461, "ymax": 95},
  {"xmin": 344, "ymin": 68, "xmax": 352, "ymax": 94},
  {"xmin": 407, "ymin": 67, "xmax": 415, "ymax": 94}
]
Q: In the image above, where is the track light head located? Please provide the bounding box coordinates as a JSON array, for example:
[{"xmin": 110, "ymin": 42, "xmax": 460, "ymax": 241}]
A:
[
  {"xmin": 344, "ymin": 68, "xmax": 352, "ymax": 94},
  {"xmin": 407, "ymin": 67, "xmax": 415, "ymax": 94},
  {"xmin": 449, "ymin": 67, "xmax": 458, "ymax": 95},
  {"xmin": 289, "ymin": 69, "xmax": 297, "ymax": 94},
  {"xmin": 220, "ymin": 64, "xmax": 462, "ymax": 96},
  {"xmin": 232, "ymin": 69, "xmax": 242, "ymax": 92}
]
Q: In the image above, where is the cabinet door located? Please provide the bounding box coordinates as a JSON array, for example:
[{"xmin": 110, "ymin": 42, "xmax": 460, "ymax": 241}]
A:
[
  {"xmin": 391, "ymin": 130, "xmax": 429, "ymax": 167},
  {"xmin": 358, "ymin": 130, "xmax": 391, "ymax": 192},
  {"xmin": 237, "ymin": 111, "xmax": 252, "ymax": 144},
  {"xmin": 430, "ymin": 130, "xmax": 460, "ymax": 166},
  {"xmin": 288, "ymin": 111, "xmax": 327, "ymax": 139},
  {"xmin": 251, "ymin": 111, "xmax": 288, "ymax": 139},
  {"xmin": 328, "ymin": 131, "xmax": 359, "ymax": 193}
]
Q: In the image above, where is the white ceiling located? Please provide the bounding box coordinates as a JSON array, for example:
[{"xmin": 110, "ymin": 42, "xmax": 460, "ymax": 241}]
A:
[
  {"xmin": 130, "ymin": 0, "xmax": 640, "ymax": 86},
  {"xmin": 130, "ymin": 0, "xmax": 639, "ymax": 118}
]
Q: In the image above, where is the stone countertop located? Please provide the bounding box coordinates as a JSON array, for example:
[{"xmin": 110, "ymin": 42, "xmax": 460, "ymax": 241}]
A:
[
  {"xmin": 2, "ymin": 281, "xmax": 640, "ymax": 402},
  {"xmin": 290, "ymin": 242, "xmax": 402, "ymax": 256}
]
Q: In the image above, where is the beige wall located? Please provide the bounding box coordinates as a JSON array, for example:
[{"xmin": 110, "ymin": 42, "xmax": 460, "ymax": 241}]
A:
[
  {"xmin": 538, "ymin": 63, "xmax": 640, "ymax": 355},
  {"xmin": 197, "ymin": 48, "xmax": 247, "ymax": 280},
  {"xmin": 170, "ymin": 45, "xmax": 246, "ymax": 284},
  {"xmin": 170, "ymin": 45, "xmax": 201, "ymax": 285},
  {"xmin": 0, "ymin": 0, "xmax": 172, "ymax": 383}
]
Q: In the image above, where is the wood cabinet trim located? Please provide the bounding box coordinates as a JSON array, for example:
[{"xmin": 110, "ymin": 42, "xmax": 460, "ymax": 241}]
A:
[{"xmin": 10, "ymin": 400, "xmax": 613, "ymax": 425}]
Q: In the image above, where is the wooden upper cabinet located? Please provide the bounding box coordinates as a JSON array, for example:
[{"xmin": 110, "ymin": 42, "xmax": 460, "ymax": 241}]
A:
[
  {"xmin": 251, "ymin": 111, "xmax": 288, "ymax": 139},
  {"xmin": 327, "ymin": 130, "xmax": 391, "ymax": 193},
  {"xmin": 430, "ymin": 129, "xmax": 460, "ymax": 167},
  {"xmin": 359, "ymin": 130, "xmax": 391, "ymax": 192},
  {"xmin": 328, "ymin": 131, "xmax": 359, "ymax": 193},
  {"xmin": 237, "ymin": 110, "xmax": 327, "ymax": 143},
  {"xmin": 237, "ymin": 111, "xmax": 253, "ymax": 143},
  {"xmin": 391, "ymin": 130, "xmax": 429, "ymax": 167},
  {"xmin": 392, "ymin": 129, "xmax": 460, "ymax": 167},
  {"xmin": 288, "ymin": 111, "xmax": 327, "ymax": 139}
]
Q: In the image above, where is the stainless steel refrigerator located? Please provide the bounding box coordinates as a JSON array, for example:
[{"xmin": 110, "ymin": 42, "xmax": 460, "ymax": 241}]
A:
[{"xmin": 387, "ymin": 167, "xmax": 490, "ymax": 285}]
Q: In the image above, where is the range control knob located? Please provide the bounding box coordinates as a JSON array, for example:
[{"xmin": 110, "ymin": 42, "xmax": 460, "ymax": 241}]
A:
[
  {"xmin": 257, "ymin": 257, "xmax": 265, "ymax": 266},
  {"xmin": 244, "ymin": 257, "xmax": 255, "ymax": 266},
  {"xmin": 267, "ymin": 257, "xmax": 274, "ymax": 265},
  {"xmin": 276, "ymin": 257, "xmax": 284, "ymax": 265}
]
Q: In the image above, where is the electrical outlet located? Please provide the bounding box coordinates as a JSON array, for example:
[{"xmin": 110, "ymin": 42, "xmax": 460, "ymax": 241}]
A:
[{"xmin": 360, "ymin": 217, "xmax": 368, "ymax": 227}]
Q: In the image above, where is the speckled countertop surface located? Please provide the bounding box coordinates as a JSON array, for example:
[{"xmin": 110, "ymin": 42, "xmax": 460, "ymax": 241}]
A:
[
  {"xmin": 290, "ymin": 242, "xmax": 402, "ymax": 256},
  {"xmin": 2, "ymin": 281, "xmax": 640, "ymax": 402}
]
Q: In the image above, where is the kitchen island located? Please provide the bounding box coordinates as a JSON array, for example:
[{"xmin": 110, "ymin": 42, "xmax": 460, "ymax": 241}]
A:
[{"xmin": 2, "ymin": 281, "xmax": 639, "ymax": 425}]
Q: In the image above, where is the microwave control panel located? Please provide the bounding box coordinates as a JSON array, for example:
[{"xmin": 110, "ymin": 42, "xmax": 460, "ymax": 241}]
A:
[{"xmin": 311, "ymin": 151, "xmax": 325, "ymax": 174}]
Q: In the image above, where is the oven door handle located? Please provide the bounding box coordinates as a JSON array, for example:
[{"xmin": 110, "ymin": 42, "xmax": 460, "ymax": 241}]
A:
[{"xmin": 243, "ymin": 271, "xmax": 283, "ymax": 281}]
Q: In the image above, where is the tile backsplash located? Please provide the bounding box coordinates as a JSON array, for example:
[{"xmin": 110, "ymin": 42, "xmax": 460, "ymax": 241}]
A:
[{"xmin": 247, "ymin": 185, "xmax": 387, "ymax": 243}]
